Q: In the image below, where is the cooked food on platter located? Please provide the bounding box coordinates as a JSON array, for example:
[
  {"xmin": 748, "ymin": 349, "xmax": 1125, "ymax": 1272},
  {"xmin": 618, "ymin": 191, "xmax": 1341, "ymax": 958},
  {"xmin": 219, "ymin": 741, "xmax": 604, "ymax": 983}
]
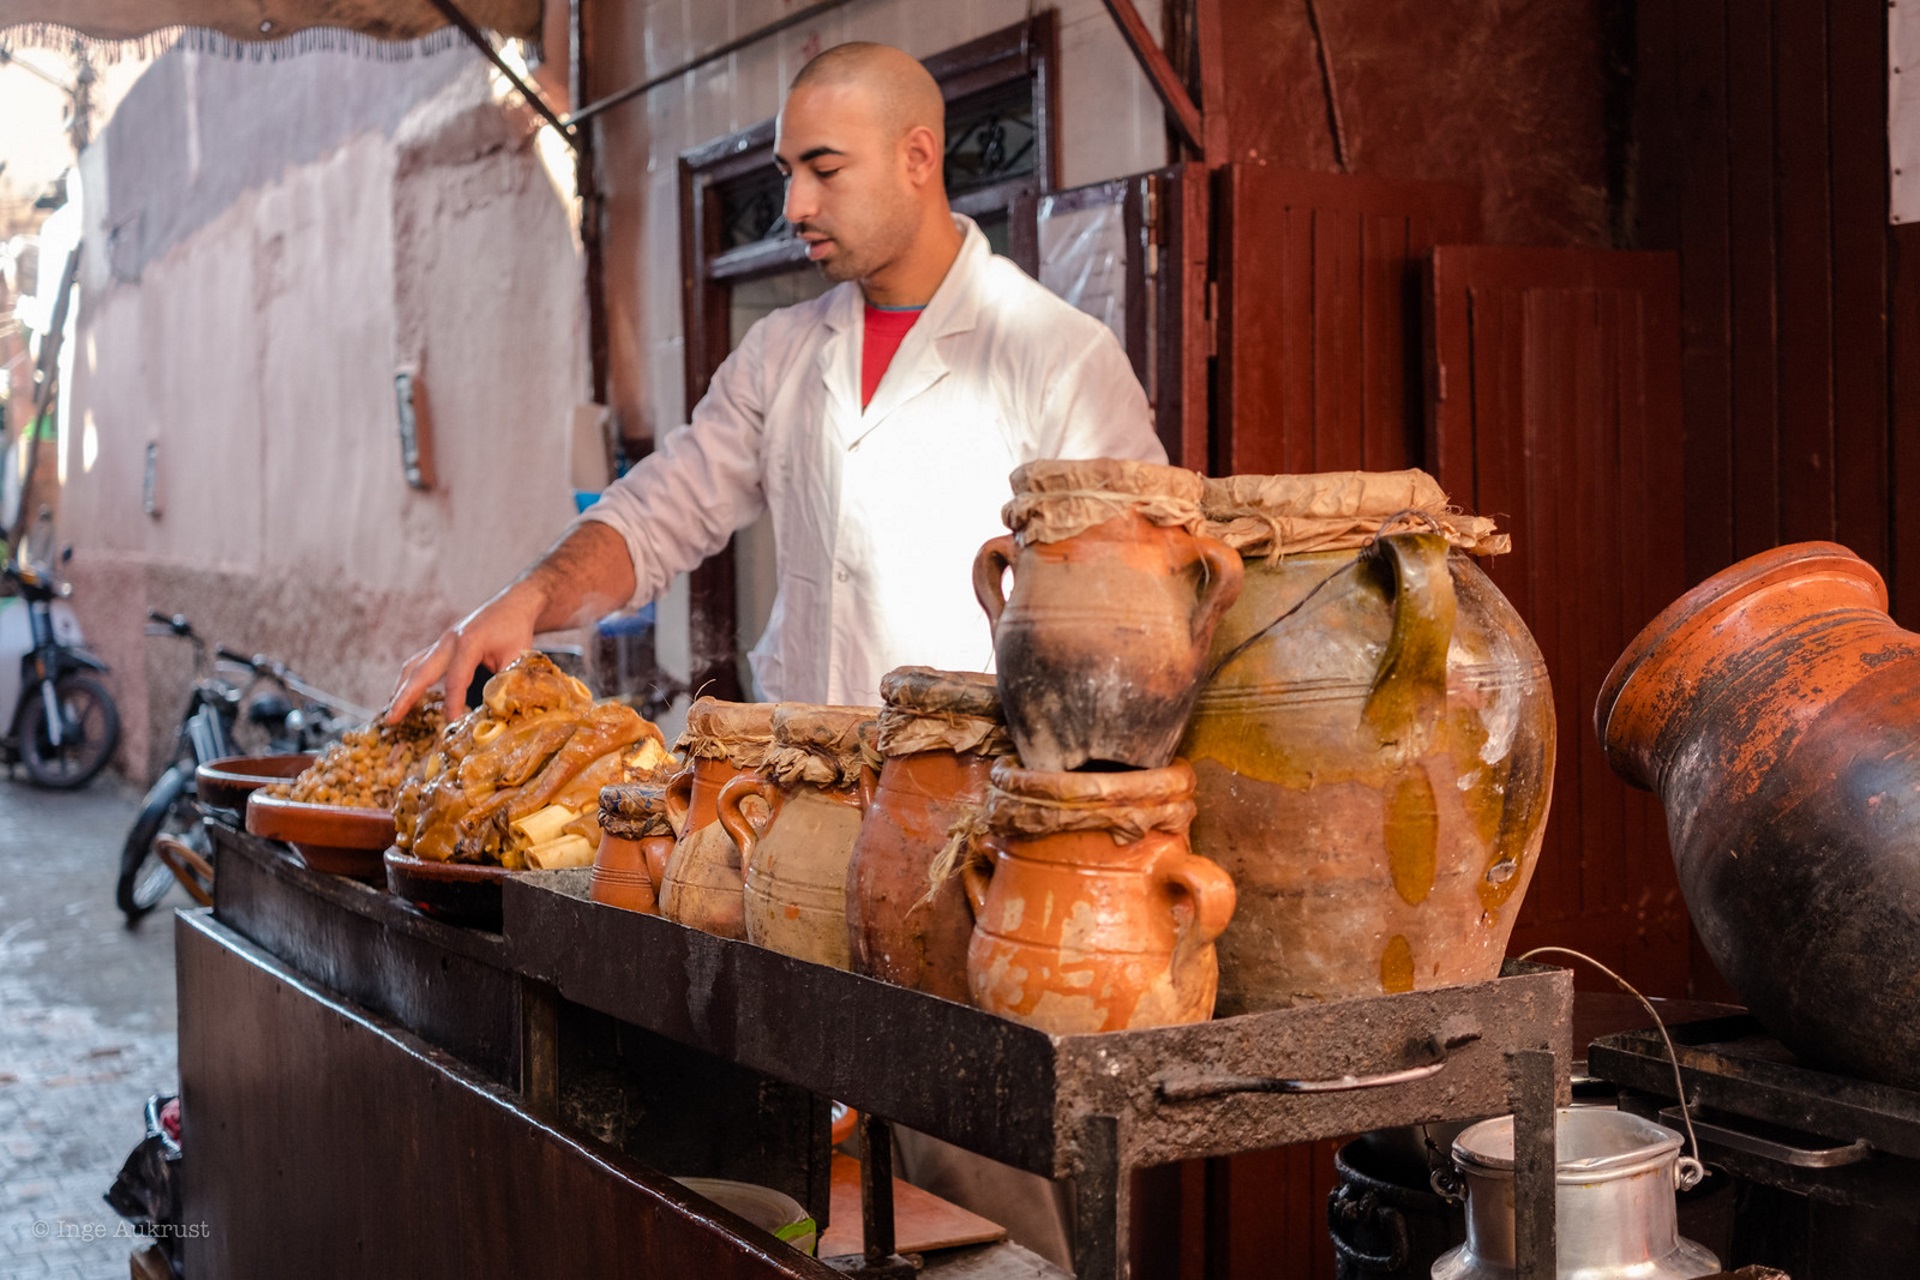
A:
[
  {"xmin": 393, "ymin": 652, "xmax": 675, "ymax": 870},
  {"xmin": 263, "ymin": 693, "xmax": 447, "ymax": 809}
]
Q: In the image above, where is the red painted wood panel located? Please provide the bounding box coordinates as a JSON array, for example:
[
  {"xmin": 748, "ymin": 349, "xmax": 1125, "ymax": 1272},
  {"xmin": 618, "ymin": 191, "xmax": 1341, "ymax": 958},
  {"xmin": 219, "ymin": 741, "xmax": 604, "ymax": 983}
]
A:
[
  {"xmin": 1219, "ymin": 166, "xmax": 1480, "ymax": 477},
  {"xmin": 1724, "ymin": 0, "xmax": 1782, "ymax": 561},
  {"xmin": 1426, "ymin": 246, "xmax": 1690, "ymax": 996},
  {"xmin": 1639, "ymin": 0, "xmax": 1893, "ymax": 606},
  {"xmin": 1827, "ymin": 0, "xmax": 1891, "ymax": 568},
  {"xmin": 1771, "ymin": 0, "xmax": 1837, "ymax": 543}
]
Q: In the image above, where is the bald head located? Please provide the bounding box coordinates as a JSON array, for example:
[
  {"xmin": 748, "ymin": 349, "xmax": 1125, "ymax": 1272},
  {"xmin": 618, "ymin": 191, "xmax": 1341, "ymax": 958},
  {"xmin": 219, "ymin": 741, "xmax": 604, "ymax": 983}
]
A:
[
  {"xmin": 776, "ymin": 41, "xmax": 964, "ymax": 302},
  {"xmin": 790, "ymin": 42, "xmax": 946, "ymax": 150}
]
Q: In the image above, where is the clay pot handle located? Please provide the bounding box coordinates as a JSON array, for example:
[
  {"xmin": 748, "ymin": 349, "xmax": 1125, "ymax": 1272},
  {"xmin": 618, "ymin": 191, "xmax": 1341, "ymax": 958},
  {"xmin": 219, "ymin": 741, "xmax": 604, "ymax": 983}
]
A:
[
  {"xmin": 716, "ymin": 773, "xmax": 779, "ymax": 877},
  {"xmin": 1190, "ymin": 534, "xmax": 1246, "ymax": 644},
  {"xmin": 1360, "ymin": 532, "xmax": 1458, "ymax": 755},
  {"xmin": 663, "ymin": 766, "xmax": 695, "ymax": 838},
  {"xmin": 960, "ymin": 850, "xmax": 996, "ymax": 920},
  {"xmin": 972, "ymin": 535, "xmax": 1019, "ymax": 633},
  {"xmin": 1161, "ymin": 850, "xmax": 1237, "ymax": 946}
]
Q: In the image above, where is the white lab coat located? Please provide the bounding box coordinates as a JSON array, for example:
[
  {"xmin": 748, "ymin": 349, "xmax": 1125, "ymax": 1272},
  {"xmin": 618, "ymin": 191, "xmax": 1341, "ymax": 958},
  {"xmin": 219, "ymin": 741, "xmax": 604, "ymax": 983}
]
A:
[{"xmin": 579, "ymin": 215, "xmax": 1166, "ymax": 706}]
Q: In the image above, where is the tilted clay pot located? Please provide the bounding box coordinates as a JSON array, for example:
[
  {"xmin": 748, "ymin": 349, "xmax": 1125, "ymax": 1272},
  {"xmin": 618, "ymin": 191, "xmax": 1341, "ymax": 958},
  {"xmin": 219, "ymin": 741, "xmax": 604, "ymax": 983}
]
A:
[
  {"xmin": 973, "ymin": 458, "xmax": 1243, "ymax": 771},
  {"xmin": 1596, "ymin": 541, "xmax": 1920, "ymax": 1091},
  {"xmin": 658, "ymin": 698, "xmax": 776, "ymax": 939},
  {"xmin": 846, "ymin": 667, "xmax": 1012, "ymax": 1002},
  {"xmin": 1181, "ymin": 526, "xmax": 1554, "ymax": 1014},
  {"xmin": 592, "ymin": 782, "xmax": 673, "ymax": 914},
  {"xmin": 964, "ymin": 758, "xmax": 1236, "ymax": 1033},
  {"xmin": 720, "ymin": 704, "xmax": 877, "ymax": 970}
]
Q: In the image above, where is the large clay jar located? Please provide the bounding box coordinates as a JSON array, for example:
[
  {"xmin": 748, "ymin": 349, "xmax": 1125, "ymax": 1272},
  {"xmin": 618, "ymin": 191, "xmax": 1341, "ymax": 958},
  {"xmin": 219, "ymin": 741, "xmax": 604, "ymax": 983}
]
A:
[
  {"xmin": 720, "ymin": 704, "xmax": 877, "ymax": 970},
  {"xmin": 1596, "ymin": 541, "xmax": 1920, "ymax": 1091},
  {"xmin": 658, "ymin": 698, "xmax": 776, "ymax": 939},
  {"xmin": 846, "ymin": 667, "xmax": 1013, "ymax": 1002},
  {"xmin": 973, "ymin": 458, "xmax": 1243, "ymax": 771},
  {"xmin": 1181, "ymin": 471, "xmax": 1554, "ymax": 1015},
  {"xmin": 964, "ymin": 758, "xmax": 1236, "ymax": 1033}
]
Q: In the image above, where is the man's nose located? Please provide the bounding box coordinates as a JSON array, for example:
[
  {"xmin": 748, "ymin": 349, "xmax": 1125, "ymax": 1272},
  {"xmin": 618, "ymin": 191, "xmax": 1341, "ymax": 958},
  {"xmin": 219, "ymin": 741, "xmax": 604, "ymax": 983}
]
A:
[{"xmin": 783, "ymin": 175, "xmax": 815, "ymax": 227}]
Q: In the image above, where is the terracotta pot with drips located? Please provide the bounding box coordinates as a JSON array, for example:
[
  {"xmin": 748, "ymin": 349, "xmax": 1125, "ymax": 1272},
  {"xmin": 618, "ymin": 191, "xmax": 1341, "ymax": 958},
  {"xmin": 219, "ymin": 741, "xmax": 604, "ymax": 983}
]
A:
[
  {"xmin": 1180, "ymin": 471, "xmax": 1553, "ymax": 1014},
  {"xmin": 658, "ymin": 698, "xmax": 777, "ymax": 939},
  {"xmin": 964, "ymin": 758, "xmax": 1236, "ymax": 1034},
  {"xmin": 1597, "ymin": 541, "xmax": 1920, "ymax": 1091},
  {"xmin": 593, "ymin": 782, "xmax": 673, "ymax": 914},
  {"xmin": 719, "ymin": 704, "xmax": 877, "ymax": 970},
  {"xmin": 845, "ymin": 667, "xmax": 1012, "ymax": 1001},
  {"xmin": 973, "ymin": 458, "xmax": 1243, "ymax": 771}
]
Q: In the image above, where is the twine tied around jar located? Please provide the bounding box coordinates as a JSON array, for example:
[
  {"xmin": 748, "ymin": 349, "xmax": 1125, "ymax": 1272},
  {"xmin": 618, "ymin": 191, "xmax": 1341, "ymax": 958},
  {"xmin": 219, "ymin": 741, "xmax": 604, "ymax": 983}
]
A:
[{"xmin": 920, "ymin": 807, "xmax": 992, "ymax": 912}]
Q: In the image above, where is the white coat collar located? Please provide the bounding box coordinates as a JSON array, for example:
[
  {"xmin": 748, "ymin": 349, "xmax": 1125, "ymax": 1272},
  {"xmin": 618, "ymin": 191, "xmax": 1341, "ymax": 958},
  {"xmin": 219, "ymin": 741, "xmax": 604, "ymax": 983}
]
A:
[{"xmin": 818, "ymin": 215, "xmax": 990, "ymax": 439}]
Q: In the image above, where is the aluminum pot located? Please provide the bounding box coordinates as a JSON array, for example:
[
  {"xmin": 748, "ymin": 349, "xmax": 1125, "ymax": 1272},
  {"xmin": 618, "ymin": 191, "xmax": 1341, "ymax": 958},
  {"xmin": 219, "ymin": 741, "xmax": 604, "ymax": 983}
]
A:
[{"xmin": 1432, "ymin": 1108, "xmax": 1717, "ymax": 1280}]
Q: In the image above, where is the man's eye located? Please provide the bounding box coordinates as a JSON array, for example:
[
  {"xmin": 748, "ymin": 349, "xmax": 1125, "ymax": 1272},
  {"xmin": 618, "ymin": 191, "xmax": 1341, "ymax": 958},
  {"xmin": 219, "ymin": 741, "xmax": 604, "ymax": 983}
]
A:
[{"xmin": 815, "ymin": 168, "xmax": 841, "ymax": 180}]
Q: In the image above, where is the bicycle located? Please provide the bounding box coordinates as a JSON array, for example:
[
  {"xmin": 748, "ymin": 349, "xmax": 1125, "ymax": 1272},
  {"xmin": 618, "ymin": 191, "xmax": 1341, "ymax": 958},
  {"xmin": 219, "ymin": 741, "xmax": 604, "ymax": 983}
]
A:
[{"xmin": 116, "ymin": 611, "xmax": 362, "ymax": 923}]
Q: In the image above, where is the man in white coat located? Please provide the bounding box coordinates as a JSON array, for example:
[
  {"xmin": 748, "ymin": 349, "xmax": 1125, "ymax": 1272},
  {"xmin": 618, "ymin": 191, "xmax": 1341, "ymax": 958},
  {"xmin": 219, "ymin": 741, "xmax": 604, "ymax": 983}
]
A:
[
  {"xmin": 388, "ymin": 41, "xmax": 1164, "ymax": 717},
  {"xmin": 389, "ymin": 42, "xmax": 1157, "ymax": 1267}
]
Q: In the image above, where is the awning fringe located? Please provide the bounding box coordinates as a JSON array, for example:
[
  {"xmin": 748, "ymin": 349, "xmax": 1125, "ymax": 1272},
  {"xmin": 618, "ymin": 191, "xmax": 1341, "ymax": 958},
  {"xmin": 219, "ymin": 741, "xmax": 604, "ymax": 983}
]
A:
[{"xmin": 0, "ymin": 21, "xmax": 464, "ymax": 62}]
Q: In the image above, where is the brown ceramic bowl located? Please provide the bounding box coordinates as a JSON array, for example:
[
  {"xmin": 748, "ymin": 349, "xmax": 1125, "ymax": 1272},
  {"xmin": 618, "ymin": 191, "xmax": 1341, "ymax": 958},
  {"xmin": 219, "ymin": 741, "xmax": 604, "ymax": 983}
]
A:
[
  {"xmin": 384, "ymin": 848, "xmax": 507, "ymax": 928},
  {"xmin": 195, "ymin": 753, "xmax": 316, "ymax": 813},
  {"xmin": 246, "ymin": 792, "xmax": 395, "ymax": 879}
]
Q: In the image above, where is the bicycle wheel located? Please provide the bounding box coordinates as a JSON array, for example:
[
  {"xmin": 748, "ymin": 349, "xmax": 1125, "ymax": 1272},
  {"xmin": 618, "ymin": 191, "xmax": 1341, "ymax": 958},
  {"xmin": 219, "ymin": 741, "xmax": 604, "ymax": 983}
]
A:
[
  {"xmin": 21, "ymin": 672, "xmax": 122, "ymax": 789},
  {"xmin": 118, "ymin": 764, "xmax": 198, "ymax": 922}
]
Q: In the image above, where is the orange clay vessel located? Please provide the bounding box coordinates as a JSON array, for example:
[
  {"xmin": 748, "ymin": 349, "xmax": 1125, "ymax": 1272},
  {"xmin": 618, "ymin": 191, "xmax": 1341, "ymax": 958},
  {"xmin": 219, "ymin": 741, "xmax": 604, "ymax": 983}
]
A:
[
  {"xmin": 974, "ymin": 515, "xmax": 1242, "ymax": 772},
  {"xmin": 963, "ymin": 759, "xmax": 1236, "ymax": 1034},
  {"xmin": 1596, "ymin": 541, "xmax": 1920, "ymax": 1091}
]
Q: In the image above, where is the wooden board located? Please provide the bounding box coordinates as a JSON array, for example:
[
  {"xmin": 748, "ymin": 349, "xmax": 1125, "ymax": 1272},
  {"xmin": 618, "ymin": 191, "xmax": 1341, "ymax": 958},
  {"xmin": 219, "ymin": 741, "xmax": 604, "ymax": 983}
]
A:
[{"xmin": 818, "ymin": 1153, "xmax": 1007, "ymax": 1259}]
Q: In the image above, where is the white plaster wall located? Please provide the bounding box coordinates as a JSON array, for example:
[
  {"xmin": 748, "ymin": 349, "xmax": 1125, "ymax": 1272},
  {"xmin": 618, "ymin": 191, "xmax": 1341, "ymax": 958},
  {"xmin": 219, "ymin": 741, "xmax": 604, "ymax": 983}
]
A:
[
  {"xmin": 618, "ymin": 0, "xmax": 1170, "ymax": 695},
  {"xmin": 59, "ymin": 63, "xmax": 586, "ymax": 773}
]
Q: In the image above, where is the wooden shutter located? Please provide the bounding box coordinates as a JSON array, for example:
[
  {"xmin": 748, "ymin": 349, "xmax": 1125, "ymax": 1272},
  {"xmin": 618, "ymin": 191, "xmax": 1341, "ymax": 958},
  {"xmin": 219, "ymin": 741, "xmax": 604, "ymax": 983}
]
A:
[{"xmin": 1426, "ymin": 245, "xmax": 1692, "ymax": 995}]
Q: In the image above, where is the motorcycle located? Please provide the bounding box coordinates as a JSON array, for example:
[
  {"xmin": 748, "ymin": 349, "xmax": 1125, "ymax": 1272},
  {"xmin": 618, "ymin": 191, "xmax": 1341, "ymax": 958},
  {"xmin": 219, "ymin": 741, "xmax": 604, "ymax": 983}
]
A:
[
  {"xmin": 117, "ymin": 611, "xmax": 357, "ymax": 923},
  {"xmin": 0, "ymin": 545, "xmax": 120, "ymax": 788}
]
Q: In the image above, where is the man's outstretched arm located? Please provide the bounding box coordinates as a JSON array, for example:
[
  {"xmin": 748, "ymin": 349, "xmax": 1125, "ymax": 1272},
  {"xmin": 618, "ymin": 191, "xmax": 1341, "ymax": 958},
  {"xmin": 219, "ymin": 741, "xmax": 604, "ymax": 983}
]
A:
[{"xmin": 385, "ymin": 519, "xmax": 638, "ymax": 721}]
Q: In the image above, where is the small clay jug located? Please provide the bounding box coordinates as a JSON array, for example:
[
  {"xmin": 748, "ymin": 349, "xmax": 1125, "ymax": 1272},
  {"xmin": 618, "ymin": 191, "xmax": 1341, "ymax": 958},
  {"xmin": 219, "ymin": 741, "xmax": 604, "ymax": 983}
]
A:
[
  {"xmin": 964, "ymin": 758, "xmax": 1236, "ymax": 1033},
  {"xmin": 658, "ymin": 698, "xmax": 776, "ymax": 939},
  {"xmin": 973, "ymin": 458, "xmax": 1243, "ymax": 771},
  {"xmin": 592, "ymin": 783, "xmax": 672, "ymax": 914},
  {"xmin": 1596, "ymin": 541, "xmax": 1920, "ymax": 1091},
  {"xmin": 1182, "ymin": 472, "xmax": 1552, "ymax": 1015},
  {"xmin": 720, "ymin": 704, "xmax": 877, "ymax": 969},
  {"xmin": 845, "ymin": 667, "xmax": 1012, "ymax": 1001}
]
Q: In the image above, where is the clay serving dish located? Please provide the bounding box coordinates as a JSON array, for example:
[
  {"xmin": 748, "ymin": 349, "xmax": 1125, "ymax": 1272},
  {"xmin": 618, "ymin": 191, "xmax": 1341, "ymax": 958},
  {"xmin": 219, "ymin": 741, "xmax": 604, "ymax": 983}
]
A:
[
  {"xmin": 384, "ymin": 848, "xmax": 507, "ymax": 928},
  {"xmin": 196, "ymin": 753, "xmax": 315, "ymax": 814},
  {"xmin": 246, "ymin": 791, "xmax": 395, "ymax": 879}
]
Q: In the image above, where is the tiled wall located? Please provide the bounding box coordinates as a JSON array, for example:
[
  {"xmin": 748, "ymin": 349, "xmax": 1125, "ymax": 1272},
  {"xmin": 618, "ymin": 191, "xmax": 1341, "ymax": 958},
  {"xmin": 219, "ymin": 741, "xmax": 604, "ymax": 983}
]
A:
[{"xmin": 594, "ymin": 0, "xmax": 1170, "ymax": 698}]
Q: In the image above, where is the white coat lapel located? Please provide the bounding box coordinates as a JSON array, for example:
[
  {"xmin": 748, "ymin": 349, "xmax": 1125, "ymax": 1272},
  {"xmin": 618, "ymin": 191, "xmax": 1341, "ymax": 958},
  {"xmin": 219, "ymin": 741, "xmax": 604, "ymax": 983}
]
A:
[
  {"xmin": 846, "ymin": 221, "xmax": 991, "ymax": 449},
  {"xmin": 817, "ymin": 283, "xmax": 865, "ymax": 444}
]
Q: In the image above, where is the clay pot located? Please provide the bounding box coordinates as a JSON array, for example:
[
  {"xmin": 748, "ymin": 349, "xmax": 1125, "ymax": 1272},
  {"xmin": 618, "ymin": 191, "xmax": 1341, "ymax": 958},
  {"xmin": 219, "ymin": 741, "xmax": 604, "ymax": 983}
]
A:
[
  {"xmin": 1179, "ymin": 531, "xmax": 1555, "ymax": 1015},
  {"xmin": 1596, "ymin": 541, "xmax": 1920, "ymax": 1091},
  {"xmin": 846, "ymin": 668, "xmax": 1010, "ymax": 1001},
  {"xmin": 973, "ymin": 459, "xmax": 1243, "ymax": 771},
  {"xmin": 592, "ymin": 783, "xmax": 673, "ymax": 914},
  {"xmin": 657, "ymin": 699, "xmax": 777, "ymax": 940},
  {"xmin": 964, "ymin": 758, "xmax": 1236, "ymax": 1033},
  {"xmin": 719, "ymin": 704, "xmax": 876, "ymax": 970}
]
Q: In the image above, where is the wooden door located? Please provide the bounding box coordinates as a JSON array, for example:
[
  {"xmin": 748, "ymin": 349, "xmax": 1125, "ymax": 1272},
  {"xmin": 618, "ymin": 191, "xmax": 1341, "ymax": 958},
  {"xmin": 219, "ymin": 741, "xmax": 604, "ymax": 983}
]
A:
[
  {"xmin": 1426, "ymin": 245, "xmax": 1693, "ymax": 996},
  {"xmin": 1217, "ymin": 165, "xmax": 1480, "ymax": 477}
]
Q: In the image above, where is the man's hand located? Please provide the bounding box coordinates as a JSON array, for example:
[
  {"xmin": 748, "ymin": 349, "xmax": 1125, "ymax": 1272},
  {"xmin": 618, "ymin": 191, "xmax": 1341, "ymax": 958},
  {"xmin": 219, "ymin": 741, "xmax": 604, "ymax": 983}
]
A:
[
  {"xmin": 386, "ymin": 581, "xmax": 547, "ymax": 723},
  {"xmin": 386, "ymin": 520, "xmax": 639, "ymax": 723}
]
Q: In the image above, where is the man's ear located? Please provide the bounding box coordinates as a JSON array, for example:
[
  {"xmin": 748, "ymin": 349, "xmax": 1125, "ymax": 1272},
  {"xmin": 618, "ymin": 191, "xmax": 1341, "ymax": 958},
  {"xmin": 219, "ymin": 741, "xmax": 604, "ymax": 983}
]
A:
[{"xmin": 901, "ymin": 123, "xmax": 942, "ymax": 188}]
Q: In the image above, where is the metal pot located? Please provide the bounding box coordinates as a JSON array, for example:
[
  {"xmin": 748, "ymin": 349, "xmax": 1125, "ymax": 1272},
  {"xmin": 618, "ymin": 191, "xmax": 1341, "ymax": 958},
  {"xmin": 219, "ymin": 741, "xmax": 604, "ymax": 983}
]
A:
[{"xmin": 1432, "ymin": 1108, "xmax": 1718, "ymax": 1280}]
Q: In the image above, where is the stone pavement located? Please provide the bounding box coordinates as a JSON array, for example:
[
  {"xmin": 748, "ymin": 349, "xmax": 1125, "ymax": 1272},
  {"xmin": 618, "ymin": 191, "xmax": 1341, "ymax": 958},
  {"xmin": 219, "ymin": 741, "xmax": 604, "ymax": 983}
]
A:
[{"xmin": 0, "ymin": 777, "xmax": 180, "ymax": 1280}]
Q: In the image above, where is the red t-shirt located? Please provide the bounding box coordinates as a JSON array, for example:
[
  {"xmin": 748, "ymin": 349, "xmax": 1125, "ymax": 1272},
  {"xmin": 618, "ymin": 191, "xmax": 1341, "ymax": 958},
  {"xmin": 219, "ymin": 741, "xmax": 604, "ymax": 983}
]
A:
[{"xmin": 861, "ymin": 303, "xmax": 925, "ymax": 408}]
